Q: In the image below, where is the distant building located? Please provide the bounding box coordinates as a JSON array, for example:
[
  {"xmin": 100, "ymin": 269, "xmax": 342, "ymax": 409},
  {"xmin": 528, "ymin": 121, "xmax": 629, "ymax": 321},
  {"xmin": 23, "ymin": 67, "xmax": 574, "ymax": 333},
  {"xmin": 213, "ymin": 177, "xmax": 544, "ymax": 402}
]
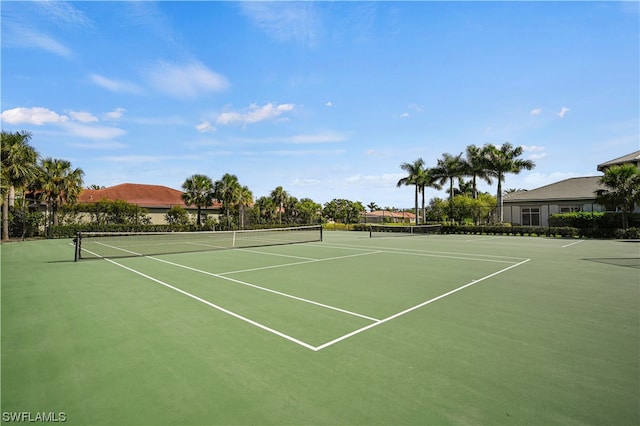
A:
[
  {"xmin": 503, "ymin": 150, "xmax": 640, "ymax": 227},
  {"xmin": 77, "ymin": 183, "xmax": 222, "ymax": 224},
  {"xmin": 362, "ymin": 210, "xmax": 416, "ymax": 224}
]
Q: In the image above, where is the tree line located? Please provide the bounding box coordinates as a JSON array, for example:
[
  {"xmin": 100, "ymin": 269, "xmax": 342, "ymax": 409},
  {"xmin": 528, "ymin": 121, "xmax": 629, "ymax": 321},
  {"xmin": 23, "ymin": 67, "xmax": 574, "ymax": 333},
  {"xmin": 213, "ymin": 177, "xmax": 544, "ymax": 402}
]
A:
[
  {"xmin": 176, "ymin": 173, "xmax": 324, "ymax": 230},
  {"xmin": 396, "ymin": 142, "xmax": 536, "ymax": 224},
  {"xmin": 1, "ymin": 131, "xmax": 84, "ymax": 240},
  {"xmin": 3, "ymin": 130, "xmax": 638, "ymax": 239}
]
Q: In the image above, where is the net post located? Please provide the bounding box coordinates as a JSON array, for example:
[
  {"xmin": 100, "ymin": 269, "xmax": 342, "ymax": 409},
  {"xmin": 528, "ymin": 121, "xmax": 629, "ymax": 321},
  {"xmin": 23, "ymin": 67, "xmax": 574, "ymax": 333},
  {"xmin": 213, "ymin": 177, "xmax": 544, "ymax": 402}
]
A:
[
  {"xmin": 369, "ymin": 225, "xmax": 372, "ymax": 238},
  {"xmin": 320, "ymin": 225, "xmax": 323, "ymax": 242},
  {"xmin": 74, "ymin": 232, "xmax": 82, "ymax": 261}
]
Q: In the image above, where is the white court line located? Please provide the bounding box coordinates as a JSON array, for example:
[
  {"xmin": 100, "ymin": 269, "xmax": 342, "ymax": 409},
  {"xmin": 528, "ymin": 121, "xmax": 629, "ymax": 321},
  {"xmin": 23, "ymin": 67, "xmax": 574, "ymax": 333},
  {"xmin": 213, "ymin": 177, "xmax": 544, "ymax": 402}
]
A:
[
  {"xmin": 237, "ymin": 248, "xmax": 318, "ymax": 261},
  {"xmin": 86, "ymin": 242, "xmax": 381, "ymax": 322},
  {"xmin": 311, "ymin": 242, "xmax": 526, "ymax": 263},
  {"xmin": 92, "ymin": 241, "xmax": 142, "ymax": 256},
  {"xmin": 146, "ymin": 255, "xmax": 381, "ymax": 322},
  {"xmin": 103, "ymin": 258, "xmax": 318, "ymax": 351},
  {"xmin": 217, "ymin": 250, "xmax": 382, "ymax": 275},
  {"xmin": 314, "ymin": 258, "xmax": 531, "ymax": 351},
  {"xmin": 86, "ymin": 242, "xmax": 531, "ymax": 352},
  {"xmin": 562, "ymin": 240, "xmax": 585, "ymax": 248}
]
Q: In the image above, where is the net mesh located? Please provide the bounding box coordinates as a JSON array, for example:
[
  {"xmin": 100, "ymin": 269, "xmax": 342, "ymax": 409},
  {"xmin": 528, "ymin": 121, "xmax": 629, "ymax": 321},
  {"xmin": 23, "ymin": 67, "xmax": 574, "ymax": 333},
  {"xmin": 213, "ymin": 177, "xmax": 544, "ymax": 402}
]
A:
[
  {"xmin": 369, "ymin": 224, "xmax": 441, "ymax": 237},
  {"xmin": 75, "ymin": 225, "xmax": 322, "ymax": 260}
]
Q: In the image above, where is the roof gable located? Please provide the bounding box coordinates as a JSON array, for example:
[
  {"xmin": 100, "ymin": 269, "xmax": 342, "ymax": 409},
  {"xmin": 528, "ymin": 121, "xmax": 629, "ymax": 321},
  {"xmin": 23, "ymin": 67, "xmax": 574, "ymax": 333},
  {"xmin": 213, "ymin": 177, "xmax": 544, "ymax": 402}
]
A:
[
  {"xmin": 503, "ymin": 176, "xmax": 605, "ymax": 203},
  {"xmin": 597, "ymin": 150, "xmax": 640, "ymax": 171}
]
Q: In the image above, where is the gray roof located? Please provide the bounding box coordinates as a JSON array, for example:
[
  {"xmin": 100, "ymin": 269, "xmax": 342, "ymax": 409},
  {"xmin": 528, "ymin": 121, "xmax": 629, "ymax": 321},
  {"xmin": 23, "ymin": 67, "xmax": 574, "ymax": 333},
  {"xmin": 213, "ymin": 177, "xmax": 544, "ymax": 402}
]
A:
[
  {"xmin": 503, "ymin": 176, "xmax": 605, "ymax": 203},
  {"xmin": 597, "ymin": 150, "xmax": 640, "ymax": 171}
]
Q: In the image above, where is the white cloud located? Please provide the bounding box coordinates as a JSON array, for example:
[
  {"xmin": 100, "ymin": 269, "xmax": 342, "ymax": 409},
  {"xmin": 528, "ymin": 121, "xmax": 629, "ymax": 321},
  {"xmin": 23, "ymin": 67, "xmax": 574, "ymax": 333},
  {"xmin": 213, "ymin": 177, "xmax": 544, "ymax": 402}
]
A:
[
  {"xmin": 365, "ymin": 149, "xmax": 390, "ymax": 158},
  {"xmin": 69, "ymin": 111, "xmax": 98, "ymax": 123},
  {"xmin": 399, "ymin": 112, "xmax": 410, "ymax": 118},
  {"xmin": 217, "ymin": 103, "xmax": 295, "ymax": 126},
  {"xmin": 340, "ymin": 173, "xmax": 405, "ymax": 188},
  {"xmin": 530, "ymin": 108, "xmax": 542, "ymax": 116},
  {"xmin": 36, "ymin": 1, "xmax": 92, "ymax": 28},
  {"xmin": 240, "ymin": 2, "xmax": 321, "ymax": 46},
  {"xmin": 291, "ymin": 178, "xmax": 322, "ymax": 187},
  {"xmin": 557, "ymin": 106, "xmax": 570, "ymax": 118},
  {"xmin": 0, "ymin": 107, "xmax": 68, "ymax": 125},
  {"xmin": 522, "ymin": 145, "xmax": 547, "ymax": 161},
  {"xmin": 0, "ymin": 106, "xmax": 126, "ymax": 140},
  {"xmin": 90, "ymin": 74, "xmax": 142, "ymax": 94},
  {"xmin": 103, "ymin": 108, "xmax": 126, "ymax": 120},
  {"xmin": 289, "ymin": 131, "xmax": 346, "ymax": 144},
  {"xmin": 12, "ymin": 26, "xmax": 73, "ymax": 58},
  {"xmin": 64, "ymin": 122, "xmax": 126, "ymax": 140},
  {"xmin": 146, "ymin": 61, "xmax": 229, "ymax": 99},
  {"xmin": 325, "ymin": 101, "xmax": 333, "ymax": 107},
  {"xmin": 528, "ymin": 153, "xmax": 548, "ymax": 161},
  {"xmin": 195, "ymin": 121, "xmax": 216, "ymax": 133}
]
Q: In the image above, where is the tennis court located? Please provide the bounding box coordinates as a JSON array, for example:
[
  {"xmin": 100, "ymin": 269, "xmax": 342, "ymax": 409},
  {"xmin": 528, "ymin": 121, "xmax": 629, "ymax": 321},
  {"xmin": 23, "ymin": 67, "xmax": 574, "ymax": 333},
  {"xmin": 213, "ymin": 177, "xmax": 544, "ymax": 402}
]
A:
[{"xmin": 2, "ymin": 230, "xmax": 639, "ymax": 424}]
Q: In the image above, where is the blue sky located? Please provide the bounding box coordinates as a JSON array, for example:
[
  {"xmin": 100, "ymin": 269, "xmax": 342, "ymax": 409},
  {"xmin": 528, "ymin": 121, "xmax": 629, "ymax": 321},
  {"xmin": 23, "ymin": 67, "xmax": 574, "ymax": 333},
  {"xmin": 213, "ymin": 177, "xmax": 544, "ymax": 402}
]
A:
[{"xmin": 2, "ymin": 1, "xmax": 638, "ymax": 207}]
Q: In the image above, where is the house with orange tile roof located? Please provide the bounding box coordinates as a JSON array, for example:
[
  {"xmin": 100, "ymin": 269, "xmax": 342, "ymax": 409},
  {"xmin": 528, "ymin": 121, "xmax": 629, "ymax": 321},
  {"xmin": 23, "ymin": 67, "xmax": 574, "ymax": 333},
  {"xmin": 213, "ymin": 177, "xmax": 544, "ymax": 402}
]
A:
[
  {"xmin": 362, "ymin": 210, "xmax": 416, "ymax": 224},
  {"xmin": 78, "ymin": 183, "xmax": 222, "ymax": 224}
]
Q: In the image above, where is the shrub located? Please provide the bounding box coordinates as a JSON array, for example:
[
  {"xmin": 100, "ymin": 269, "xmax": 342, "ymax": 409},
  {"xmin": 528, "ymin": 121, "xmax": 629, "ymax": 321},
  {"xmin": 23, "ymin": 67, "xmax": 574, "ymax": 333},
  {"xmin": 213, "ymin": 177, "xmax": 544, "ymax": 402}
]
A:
[{"xmin": 615, "ymin": 227, "xmax": 640, "ymax": 239}]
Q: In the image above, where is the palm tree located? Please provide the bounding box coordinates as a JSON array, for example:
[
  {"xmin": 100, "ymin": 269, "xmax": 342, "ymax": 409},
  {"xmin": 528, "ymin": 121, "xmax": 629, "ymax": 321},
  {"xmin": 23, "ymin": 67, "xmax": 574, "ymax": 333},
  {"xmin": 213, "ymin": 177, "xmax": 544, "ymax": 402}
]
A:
[
  {"xmin": 38, "ymin": 157, "xmax": 84, "ymax": 227},
  {"xmin": 595, "ymin": 164, "xmax": 640, "ymax": 229},
  {"xmin": 416, "ymin": 167, "xmax": 442, "ymax": 225},
  {"xmin": 254, "ymin": 196, "xmax": 276, "ymax": 224},
  {"xmin": 214, "ymin": 173, "xmax": 241, "ymax": 230},
  {"xmin": 270, "ymin": 186, "xmax": 289, "ymax": 225},
  {"xmin": 463, "ymin": 144, "xmax": 493, "ymax": 199},
  {"xmin": 237, "ymin": 185, "xmax": 253, "ymax": 230},
  {"xmin": 481, "ymin": 142, "xmax": 535, "ymax": 222},
  {"xmin": 181, "ymin": 174, "xmax": 215, "ymax": 227},
  {"xmin": 1, "ymin": 131, "xmax": 40, "ymax": 240},
  {"xmin": 432, "ymin": 152, "xmax": 465, "ymax": 202},
  {"xmin": 397, "ymin": 158, "xmax": 426, "ymax": 224}
]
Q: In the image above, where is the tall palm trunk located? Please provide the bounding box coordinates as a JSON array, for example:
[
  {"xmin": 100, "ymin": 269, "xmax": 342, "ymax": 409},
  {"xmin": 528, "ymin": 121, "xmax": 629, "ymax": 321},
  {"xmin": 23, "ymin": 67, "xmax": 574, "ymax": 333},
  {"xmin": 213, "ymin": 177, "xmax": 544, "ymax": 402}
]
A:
[{"xmin": 2, "ymin": 193, "xmax": 9, "ymax": 241}]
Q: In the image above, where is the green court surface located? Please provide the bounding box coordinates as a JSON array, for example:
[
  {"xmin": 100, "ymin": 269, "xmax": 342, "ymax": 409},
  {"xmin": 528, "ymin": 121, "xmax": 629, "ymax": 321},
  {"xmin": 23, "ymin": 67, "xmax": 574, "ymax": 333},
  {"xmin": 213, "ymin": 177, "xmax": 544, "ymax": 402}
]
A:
[{"xmin": 2, "ymin": 232, "xmax": 639, "ymax": 425}]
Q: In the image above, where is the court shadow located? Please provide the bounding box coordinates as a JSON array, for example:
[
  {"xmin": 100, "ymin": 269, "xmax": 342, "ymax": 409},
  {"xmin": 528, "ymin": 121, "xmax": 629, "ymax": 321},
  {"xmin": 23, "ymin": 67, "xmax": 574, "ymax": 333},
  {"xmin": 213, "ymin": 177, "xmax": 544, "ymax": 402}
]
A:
[{"xmin": 583, "ymin": 258, "xmax": 640, "ymax": 269}]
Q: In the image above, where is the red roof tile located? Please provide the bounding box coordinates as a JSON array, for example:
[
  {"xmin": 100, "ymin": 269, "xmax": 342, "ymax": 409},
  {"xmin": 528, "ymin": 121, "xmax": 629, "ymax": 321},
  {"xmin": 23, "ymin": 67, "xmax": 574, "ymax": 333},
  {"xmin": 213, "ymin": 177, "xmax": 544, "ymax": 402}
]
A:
[{"xmin": 78, "ymin": 183, "xmax": 221, "ymax": 208}]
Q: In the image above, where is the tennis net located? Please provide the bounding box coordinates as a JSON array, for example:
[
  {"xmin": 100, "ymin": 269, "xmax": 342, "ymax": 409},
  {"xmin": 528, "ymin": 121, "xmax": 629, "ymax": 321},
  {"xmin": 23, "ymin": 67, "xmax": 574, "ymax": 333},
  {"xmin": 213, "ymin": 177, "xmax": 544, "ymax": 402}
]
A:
[
  {"xmin": 369, "ymin": 224, "xmax": 441, "ymax": 238},
  {"xmin": 74, "ymin": 225, "xmax": 323, "ymax": 260}
]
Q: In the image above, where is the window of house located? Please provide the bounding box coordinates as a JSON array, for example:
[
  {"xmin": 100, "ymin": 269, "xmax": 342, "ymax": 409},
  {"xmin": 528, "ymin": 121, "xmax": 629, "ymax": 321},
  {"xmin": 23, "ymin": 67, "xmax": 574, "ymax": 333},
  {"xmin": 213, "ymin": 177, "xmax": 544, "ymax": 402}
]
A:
[
  {"xmin": 560, "ymin": 206, "xmax": 581, "ymax": 213},
  {"xmin": 522, "ymin": 207, "xmax": 540, "ymax": 226}
]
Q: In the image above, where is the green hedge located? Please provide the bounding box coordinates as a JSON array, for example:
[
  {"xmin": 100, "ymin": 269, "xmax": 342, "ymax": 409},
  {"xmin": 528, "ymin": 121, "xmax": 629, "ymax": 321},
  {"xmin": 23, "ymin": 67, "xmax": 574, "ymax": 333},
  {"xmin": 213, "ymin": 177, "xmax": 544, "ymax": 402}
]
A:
[
  {"xmin": 548, "ymin": 212, "xmax": 640, "ymax": 238},
  {"xmin": 49, "ymin": 223, "xmax": 322, "ymax": 238},
  {"xmin": 440, "ymin": 224, "xmax": 580, "ymax": 238},
  {"xmin": 48, "ymin": 224, "xmax": 203, "ymax": 238}
]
